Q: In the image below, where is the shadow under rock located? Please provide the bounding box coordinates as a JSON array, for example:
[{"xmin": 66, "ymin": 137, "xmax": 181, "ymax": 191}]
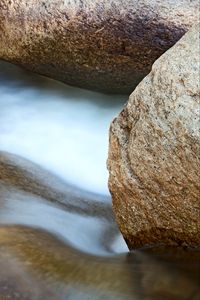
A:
[{"xmin": 0, "ymin": 60, "xmax": 128, "ymax": 108}]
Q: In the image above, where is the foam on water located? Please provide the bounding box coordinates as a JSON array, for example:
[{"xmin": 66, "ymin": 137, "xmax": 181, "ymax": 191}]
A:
[{"xmin": 0, "ymin": 61, "xmax": 127, "ymax": 195}]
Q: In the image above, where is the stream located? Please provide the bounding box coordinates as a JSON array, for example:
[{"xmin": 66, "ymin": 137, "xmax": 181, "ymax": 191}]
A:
[{"xmin": 0, "ymin": 60, "xmax": 199, "ymax": 300}]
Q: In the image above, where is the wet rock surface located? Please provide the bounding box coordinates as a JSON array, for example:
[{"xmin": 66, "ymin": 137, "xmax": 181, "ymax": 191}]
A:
[
  {"xmin": 0, "ymin": 0, "xmax": 199, "ymax": 93},
  {"xmin": 108, "ymin": 25, "xmax": 200, "ymax": 249}
]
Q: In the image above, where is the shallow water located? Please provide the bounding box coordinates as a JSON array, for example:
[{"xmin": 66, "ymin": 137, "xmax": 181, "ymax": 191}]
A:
[
  {"xmin": 0, "ymin": 60, "xmax": 126, "ymax": 195},
  {"xmin": 0, "ymin": 61, "xmax": 200, "ymax": 300}
]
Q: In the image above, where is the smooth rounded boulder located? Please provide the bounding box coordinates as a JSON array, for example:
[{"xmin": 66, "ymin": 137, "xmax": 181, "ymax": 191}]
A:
[
  {"xmin": 0, "ymin": 0, "xmax": 199, "ymax": 93},
  {"xmin": 107, "ymin": 24, "xmax": 200, "ymax": 249}
]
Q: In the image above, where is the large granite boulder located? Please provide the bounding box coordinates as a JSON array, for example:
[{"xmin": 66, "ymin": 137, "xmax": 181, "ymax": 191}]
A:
[
  {"xmin": 0, "ymin": 0, "xmax": 199, "ymax": 93},
  {"xmin": 107, "ymin": 24, "xmax": 200, "ymax": 249}
]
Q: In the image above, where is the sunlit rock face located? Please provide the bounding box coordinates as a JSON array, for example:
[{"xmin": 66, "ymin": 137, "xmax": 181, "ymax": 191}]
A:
[
  {"xmin": 0, "ymin": 0, "xmax": 199, "ymax": 93},
  {"xmin": 0, "ymin": 60, "xmax": 126, "ymax": 195},
  {"xmin": 108, "ymin": 25, "xmax": 200, "ymax": 249}
]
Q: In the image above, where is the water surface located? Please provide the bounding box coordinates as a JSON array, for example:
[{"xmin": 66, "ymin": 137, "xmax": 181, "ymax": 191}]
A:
[
  {"xmin": 0, "ymin": 60, "xmax": 126, "ymax": 195},
  {"xmin": 0, "ymin": 61, "xmax": 199, "ymax": 300}
]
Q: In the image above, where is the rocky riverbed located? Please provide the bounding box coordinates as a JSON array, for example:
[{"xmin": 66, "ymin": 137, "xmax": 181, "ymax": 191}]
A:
[{"xmin": 0, "ymin": 60, "xmax": 200, "ymax": 300}]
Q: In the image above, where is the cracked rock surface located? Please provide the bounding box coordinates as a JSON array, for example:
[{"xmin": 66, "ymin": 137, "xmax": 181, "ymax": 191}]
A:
[
  {"xmin": 107, "ymin": 24, "xmax": 200, "ymax": 249},
  {"xmin": 0, "ymin": 0, "xmax": 199, "ymax": 93}
]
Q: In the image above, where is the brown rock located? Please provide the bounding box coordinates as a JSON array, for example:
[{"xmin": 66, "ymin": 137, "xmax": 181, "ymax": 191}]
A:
[
  {"xmin": 0, "ymin": 0, "xmax": 199, "ymax": 93},
  {"xmin": 107, "ymin": 24, "xmax": 200, "ymax": 249}
]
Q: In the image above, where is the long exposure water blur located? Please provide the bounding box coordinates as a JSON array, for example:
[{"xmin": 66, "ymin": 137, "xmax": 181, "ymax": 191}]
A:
[{"xmin": 0, "ymin": 60, "xmax": 199, "ymax": 300}]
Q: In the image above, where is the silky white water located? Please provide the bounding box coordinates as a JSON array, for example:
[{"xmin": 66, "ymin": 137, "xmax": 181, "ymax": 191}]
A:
[
  {"xmin": 0, "ymin": 61, "xmax": 127, "ymax": 195},
  {"xmin": 0, "ymin": 60, "xmax": 199, "ymax": 300}
]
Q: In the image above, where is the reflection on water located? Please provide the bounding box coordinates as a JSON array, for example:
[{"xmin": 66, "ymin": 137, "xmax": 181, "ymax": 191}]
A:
[
  {"xmin": 0, "ymin": 225, "xmax": 199, "ymax": 300},
  {"xmin": 0, "ymin": 62, "xmax": 200, "ymax": 300},
  {"xmin": 0, "ymin": 187, "xmax": 127, "ymax": 256},
  {"xmin": 0, "ymin": 60, "xmax": 126, "ymax": 195},
  {"xmin": 0, "ymin": 171, "xmax": 199, "ymax": 300},
  {"xmin": 0, "ymin": 151, "xmax": 128, "ymax": 256}
]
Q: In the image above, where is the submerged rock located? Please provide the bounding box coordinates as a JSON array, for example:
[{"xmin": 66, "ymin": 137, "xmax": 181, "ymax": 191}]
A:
[
  {"xmin": 107, "ymin": 24, "xmax": 200, "ymax": 249},
  {"xmin": 0, "ymin": 0, "xmax": 199, "ymax": 93}
]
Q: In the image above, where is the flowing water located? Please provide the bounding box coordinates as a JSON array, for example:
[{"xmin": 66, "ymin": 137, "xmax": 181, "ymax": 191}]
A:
[
  {"xmin": 0, "ymin": 60, "xmax": 127, "ymax": 195},
  {"xmin": 0, "ymin": 60, "xmax": 199, "ymax": 300}
]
